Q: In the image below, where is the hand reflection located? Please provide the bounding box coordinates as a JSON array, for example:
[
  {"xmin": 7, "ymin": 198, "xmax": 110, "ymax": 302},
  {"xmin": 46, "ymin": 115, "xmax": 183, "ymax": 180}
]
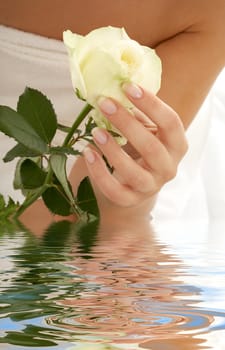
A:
[
  {"xmin": 9, "ymin": 210, "xmax": 215, "ymax": 349},
  {"xmin": 24, "ymin": 215, "xmax": 212, "ymax": 350}
]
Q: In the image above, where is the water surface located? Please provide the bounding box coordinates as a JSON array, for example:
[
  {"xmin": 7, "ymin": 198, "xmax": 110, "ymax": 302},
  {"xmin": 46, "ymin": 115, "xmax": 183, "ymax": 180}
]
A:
[{"xmin": 0, "ymin": 218, "xmax": 225, "ymax": 349}]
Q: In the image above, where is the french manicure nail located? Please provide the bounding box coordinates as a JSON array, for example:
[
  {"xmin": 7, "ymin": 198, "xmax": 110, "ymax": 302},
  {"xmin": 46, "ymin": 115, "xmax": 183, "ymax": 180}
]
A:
[
  {"xmin": 92, "ymin": 127, "xmax": 108, "ymax": 145},
  {"xmin": 98, "ymin": 97, "xmax": 117, "ymax": 114},
  {"xmin": 123, "ymin": 82, "xmax": 143, "ymax": 99},
  {"xmin": 83, "ymin": 147, "xmax": 95, "ymax": 164}
]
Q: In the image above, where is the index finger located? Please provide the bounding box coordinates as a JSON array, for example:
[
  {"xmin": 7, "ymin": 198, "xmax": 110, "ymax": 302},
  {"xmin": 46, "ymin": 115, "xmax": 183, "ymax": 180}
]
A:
[{"xmin": 123, "ymin": 83, "xmax": 188, "ymax": 155}]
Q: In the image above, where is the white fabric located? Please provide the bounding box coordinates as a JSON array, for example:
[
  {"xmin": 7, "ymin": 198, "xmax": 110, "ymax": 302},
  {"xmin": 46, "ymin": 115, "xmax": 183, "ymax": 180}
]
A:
[
  {"xmin": 153, "ymin": 72, "xmax": 225, "ymax": 222},
  {"xmin": 0, "ymin": 25, "xmax": 225, "ymax": 221},
  {"xmin": 0, "ymin": 25, "xmax": 85, "ymax": 202}
]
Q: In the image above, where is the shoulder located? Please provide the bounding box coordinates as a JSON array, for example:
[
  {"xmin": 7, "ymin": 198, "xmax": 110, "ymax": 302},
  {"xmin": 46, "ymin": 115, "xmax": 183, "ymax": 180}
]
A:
[
  {"xmin": 136, "ymin": 0, "xmax": 225, "ymax": 48},
  {"xmin": 150, "ymin": 0, "xmax": 225, "ymax": 127}
]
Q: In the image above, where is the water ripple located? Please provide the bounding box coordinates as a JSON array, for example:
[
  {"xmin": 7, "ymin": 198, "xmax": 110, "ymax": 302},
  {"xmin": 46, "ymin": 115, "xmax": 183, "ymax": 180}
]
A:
[{"xmin": 1, "ymin": 229, "xmax": 225, "ymax": 349}]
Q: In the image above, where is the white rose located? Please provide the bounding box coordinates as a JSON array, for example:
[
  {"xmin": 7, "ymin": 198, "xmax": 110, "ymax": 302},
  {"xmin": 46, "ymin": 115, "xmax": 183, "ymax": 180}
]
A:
[{"xmin": 63, "ymin": 26, "xmax": 162, "ymax": 144}]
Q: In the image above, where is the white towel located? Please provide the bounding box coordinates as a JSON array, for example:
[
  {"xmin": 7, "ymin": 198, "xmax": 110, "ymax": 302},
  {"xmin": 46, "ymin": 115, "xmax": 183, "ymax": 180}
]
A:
[
  {"xmin": 153, "ymin": 70, "xmax": 225, "ymax": 223},
  {"xmin": 0, "ymin": 25, "xmax": 84, "ymax": 201}
]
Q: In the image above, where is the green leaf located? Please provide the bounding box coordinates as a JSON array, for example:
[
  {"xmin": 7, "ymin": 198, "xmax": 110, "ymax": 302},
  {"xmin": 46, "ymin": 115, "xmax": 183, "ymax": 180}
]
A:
[
  {"xmin": 50, "ymin": 154, "xmax": 75, "ymax": 203},
  {"xmin": 42, "ymin": 187, "xmax": 72, "ymax": 216},
  {"xmin": 3, "ymin": 143, "xmax": 41, "ymax": 163},
  {"xmin": 0, "ymin": 194, "xmax": 19, "ymax": 221},
  {"xmin": 0, "ymin": 106, "xmax": 48, "ymax": 153},
  {"xmin": 0, "ymin": 194, "xmax": 19, "ymax": 235},
  {"xmin": 13, "ymin": 158, "xmax": 44, "ymax": 201},
  {"xmin": 20, "ymin": 159, "xmax": 47, "ymax": 189},
  {"xmin": 75, "ymin": 87, "xmax": 86, "ymax": 101},
  {"xmin": 17, "ymin": 87, "xmax": 57, "ymax": 143},
  {"xmin": 77, "ymin": 177, "xmax": 99, "ymax": 216},
  {"xmin": 0, "ymin": 194, "xmax": 5, "ymax": 210},
  {"xmin": 84, "ymin": 116, "xmax": 96, "ymax": 135},
  {"xmin": 13, "ymin": 158, "xmax": 25, "ymax": 190},
  {"xmin": 49, "ymin": 146, "xmax": 80, "ymax": 156}
]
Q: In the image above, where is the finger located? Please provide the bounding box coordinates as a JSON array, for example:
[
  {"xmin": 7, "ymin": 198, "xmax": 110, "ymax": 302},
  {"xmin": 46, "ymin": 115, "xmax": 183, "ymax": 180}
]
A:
[
  {"xmin": 122, "ymin": 109, "xmax": 157, "ymax": 159},
  {"xmin": 91, "ymin": 127, "xmax": 156, "ymax": 194},
  {"xmin": 97, "ymin": 97, "xmax": 173, "ymax": 176},
  {"xmin": 123, "ymin": 83, "xmax": 188, "ymax": 157},
  {"xmin": 83, "ymin": 147, "xmax": 142, "ymax": 206},
  {"xmin": 133, "ymin": 108, "xmax": 158, "ymax": 134}
]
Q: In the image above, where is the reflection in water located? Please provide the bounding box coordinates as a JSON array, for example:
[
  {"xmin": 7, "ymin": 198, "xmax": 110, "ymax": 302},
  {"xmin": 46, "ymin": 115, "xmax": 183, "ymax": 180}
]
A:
[{"xmin": 0, "ymin": 217, "xmax": 225, "ymax": 349}]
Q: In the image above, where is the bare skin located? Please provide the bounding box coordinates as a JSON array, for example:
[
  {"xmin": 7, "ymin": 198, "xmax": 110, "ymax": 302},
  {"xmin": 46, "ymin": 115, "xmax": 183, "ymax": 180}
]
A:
[
  {"xmin": 1, "ymin": 0, "xmax": 225, "ymax": 227},
  {"xmin": 1, "ymin": 0, "xmax": 225, "ymax": 126}
]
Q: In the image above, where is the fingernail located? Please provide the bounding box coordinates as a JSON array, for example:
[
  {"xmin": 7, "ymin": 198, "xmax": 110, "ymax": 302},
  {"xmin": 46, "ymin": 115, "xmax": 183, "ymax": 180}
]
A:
[
  {"xmin": 83, "ymin": 147, "xmax": 95, "ymax": 164},
  {"xmin": 92, "ymin": 127, "xmax": 108, "ymax": 145},
  {"xmin": 123, "ymin": 82, "xmax": 143, "ymax": 99},
  {"xmin": 98, "ymin": 97, "xmax": 117, "ymax": 114}
]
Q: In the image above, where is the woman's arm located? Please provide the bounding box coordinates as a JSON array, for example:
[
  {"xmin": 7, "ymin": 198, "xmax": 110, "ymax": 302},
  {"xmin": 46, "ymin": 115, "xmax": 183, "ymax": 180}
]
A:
[
  {"xmin": 20, "ymin": 0, "xmax": 225, "ymax": 226},
  {"xmin": 77, "ymin": 1, "xmax": 225, "ymax": 215},
  {"xmin": 156, "ymin": 0, "xmax": 225, "ymax": 128}
]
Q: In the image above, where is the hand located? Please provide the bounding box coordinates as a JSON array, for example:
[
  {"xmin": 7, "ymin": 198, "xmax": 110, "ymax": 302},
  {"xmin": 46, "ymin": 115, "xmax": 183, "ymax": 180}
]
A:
[{"xmin": 83, "ymin": 83, "xmax": 188, "ymax": 210}]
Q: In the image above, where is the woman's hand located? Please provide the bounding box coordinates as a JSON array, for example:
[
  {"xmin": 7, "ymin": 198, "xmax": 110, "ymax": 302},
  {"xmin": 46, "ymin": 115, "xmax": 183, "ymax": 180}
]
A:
[{"xmin": 83, "ymin": 83, "xmax": 188, "ymax": 211}]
